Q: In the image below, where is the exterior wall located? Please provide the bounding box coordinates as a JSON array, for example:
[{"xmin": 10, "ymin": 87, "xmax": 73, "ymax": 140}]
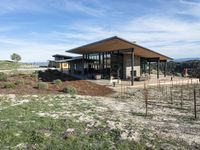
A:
[
  {"xmin": 123, "ymin": 54, "xmax": 141, "ymax": 79},
  {"xmin": 59, "ymin": 63, "xmax": 69, "ymax": 70},
  {"xmin": 70, "ymin": 60, "xmax": 84, "ymax": 75},
  {"xmin": 48, "ymin": 61, "xmax": 69, "ymax": 70},
  {"xmin": 68, "ymin": 54, "xmax": 141, "ymax": 79}
]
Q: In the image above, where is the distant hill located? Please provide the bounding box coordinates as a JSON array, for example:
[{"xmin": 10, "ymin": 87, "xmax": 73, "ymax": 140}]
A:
[
  {"xmin": 0, "ymin": 60, "xmax": 47, "ymax": 70},
  {"xmin": 24, "ymin": 62, "xmax": 48, "ymax": 67},
  {"xmin": 173, "ymin": 58, "xmax": 200, "ymax": 62}
]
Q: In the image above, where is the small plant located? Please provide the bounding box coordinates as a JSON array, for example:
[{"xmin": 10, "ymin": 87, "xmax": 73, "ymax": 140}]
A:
[
  {"xmin": 53, "ymin": 79, "xmax": 63, "ymax": 87},
  {"xmin": 38, "ymin": 82, "xmax": 49, "ymax": 90},
  {"xmin": 0, "ymin": 73, "xmax": 7, "ymax": 81},
  {"xmin": 15, "ymin": 80, "xmax": 25, "ymax": 85},
  {"xmin": 3, "ymin": 82, "xmax": 16, "ymax": 89},
  {"xmin": 63, "ymin": 86, "xmax": 77, "ymax": 95},
  {"xmin": 31, "ymin": 72, "xmax": 39, "ymax": 81}
]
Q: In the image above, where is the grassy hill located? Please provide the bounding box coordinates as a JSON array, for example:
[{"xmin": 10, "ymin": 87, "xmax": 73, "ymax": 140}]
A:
[{"xmin": 0, "ymin": 60, "xmax": 20, "ymax": 70}]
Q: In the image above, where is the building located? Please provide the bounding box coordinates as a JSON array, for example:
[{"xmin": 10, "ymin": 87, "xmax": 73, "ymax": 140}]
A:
[
  {"xmin": 48, "ymin": 54, "xmax": 81, "ymax": 72},
  {"xmin": 66, "ymin": 36, "xmax": 172, "ymax": 85},
  {"xmin": 48, "ymin": 54, "xmax": 71, "ymax": 70},
  {"xmin": 51, "ymin": 36, "xmax": 172, "ymax": 85}
]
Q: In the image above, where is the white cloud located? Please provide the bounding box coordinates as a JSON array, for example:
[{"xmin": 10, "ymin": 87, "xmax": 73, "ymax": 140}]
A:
[
  {"xmin": 0, "ymin": 0, "xmax": 42, "ymax": 14},
  {"xmin": 0, "ymin": 0, "xmax": 200, "ymax": 61},
  {"xmin": 177, "ymin": 0, "xmax": 200, "ymax": 17},
  {"xmin": 60, "ymin": 0, "xmax": 106, "ymax": 16},
  {"xmin": 110, "ymin": 15, "xmax": 199, "ymax": 58}
]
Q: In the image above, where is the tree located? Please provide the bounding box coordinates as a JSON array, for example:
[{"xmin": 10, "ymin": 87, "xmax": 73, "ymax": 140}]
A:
[{"xmin": 11, "ymin": 53, "xmax": 21, "ymax": 63}]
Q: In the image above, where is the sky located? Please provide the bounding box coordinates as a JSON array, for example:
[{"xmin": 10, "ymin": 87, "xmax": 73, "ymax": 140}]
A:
[{"xmin": 0, "ymin": 0, "xmax": 200, "ymax": 62}]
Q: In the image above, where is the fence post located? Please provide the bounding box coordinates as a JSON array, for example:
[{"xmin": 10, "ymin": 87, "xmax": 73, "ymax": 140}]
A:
[
  {"xmin": 194, "ymin": 88, "xmax": 197, "ymax": 119},
  {"xmin": 170, "ymin": 87, "xmax": 173, "ymax": 104},
  {"xmin": 181, "ymin": 86, "xmax": 183, "ymax": 109},
  {"xmin": 144, "ymin": 82, "xmax": 148, "ymax": 117},
  {"xmin": 189, "ymin": 89, "xmax": 191, "ymax": 101},
  {"xmin": 165, "ymin": 86, "xmax": 168, "ymax": 101},
  {"xmin": 199, "ymin": 89, "xmax": 200, "ymax": 100}
]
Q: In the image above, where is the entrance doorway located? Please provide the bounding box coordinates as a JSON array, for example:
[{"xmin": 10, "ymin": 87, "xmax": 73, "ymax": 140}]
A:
[{"xmin": 110, "ymin": 53, "xmax": 123, "ymax": 79}]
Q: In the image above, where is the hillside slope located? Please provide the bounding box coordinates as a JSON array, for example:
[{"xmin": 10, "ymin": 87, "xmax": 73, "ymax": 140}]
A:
[{"xmin": 0, "ymin": 60, "xmax": 19, "ymax": 70}]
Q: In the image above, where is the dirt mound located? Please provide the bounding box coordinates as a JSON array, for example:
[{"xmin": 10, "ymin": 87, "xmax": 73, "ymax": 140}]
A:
[{"xmin": 0, "ymin": 70, "xmax": 113, "ymax": 96}]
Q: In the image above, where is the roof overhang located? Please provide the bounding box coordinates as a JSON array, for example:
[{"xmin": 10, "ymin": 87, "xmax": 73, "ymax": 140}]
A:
[
  {"xmin": 52, "ymin": 54, "xmax": 72, "ymax": 59},
  {"xmin": 67, "ymin": 36, "xmax": 173, "ymax": 61}
]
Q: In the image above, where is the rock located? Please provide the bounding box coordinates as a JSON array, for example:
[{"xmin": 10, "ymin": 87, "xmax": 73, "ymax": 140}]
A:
[
  {"xmin": 8, "ymin": 94, "xmax": 16, "ymax": 102},
  {"xmin": 160, "ymin": 143, "xmax": 177, "ymax": 150},
  {"xmin": 62, "ymin": 128, "xmax": 75, "ymax": 139},
  {"xmin": 146, "ymin": 142, "xmax": 154, "ymax": 150},
  {"xmin": 191, "ymin": 142, "xmax": 200, "ymax": 150}
]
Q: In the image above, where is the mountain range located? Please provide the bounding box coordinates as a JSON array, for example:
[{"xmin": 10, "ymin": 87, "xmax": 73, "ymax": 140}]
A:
[{"xmin": 173, "ymin": 58, "xmax": 200, "ymax": 62}]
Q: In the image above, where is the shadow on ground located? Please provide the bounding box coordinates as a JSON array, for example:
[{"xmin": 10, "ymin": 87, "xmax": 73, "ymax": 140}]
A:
[{"xmin": 38, "ymin": 69, "xmax": 80, "ymax": 82}]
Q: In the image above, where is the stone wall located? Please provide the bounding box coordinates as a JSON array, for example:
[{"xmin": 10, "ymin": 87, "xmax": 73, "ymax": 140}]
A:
[{"xmin": 123, "ymin": 54, "xmax": 141, "ymax": 79}]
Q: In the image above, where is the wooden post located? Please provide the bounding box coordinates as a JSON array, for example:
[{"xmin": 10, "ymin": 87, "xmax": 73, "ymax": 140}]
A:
[
  {"xmin": 199, "ymin": 89, "xmax": 200, "ymax": 100},
  {"xmin": 189, "ymin": 89, "xmax": 191, "ymax": 101},
  {"xmin": 131, "ymin": 48, "xmax": 134, "ymax": 86},
  {"xmin": 157, "ymin": 59, "xmax": 160, "ymax": 79},
  {"xmin": 164, "ymin": 61, "xmax": 167, "ymax": 77},
  {"xmin": 166, "ymin": 85, "xmax": 168, "ymax": 102},
  {"xmin": 144, "ymin": 82, "xmax": 148, "ymax": 117},
  {"xmin": 181, "ymin": 86, "xmax": 183, "ymax": 109},
  {"xmin": 194, "ymin": 88, "xmax": 197, "ymax": 119},
  {"xmin": 170, "ymin": 87, "xmax": 173, "ymax": 104},
  {"xmin": 148, "ymin": 61, "xmax": 151, "ymax": 75}
]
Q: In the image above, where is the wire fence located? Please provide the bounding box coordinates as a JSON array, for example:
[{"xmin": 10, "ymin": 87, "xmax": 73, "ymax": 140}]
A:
[{"xmin": 119, "ymin": 78, "xmax": 200, "ymax": 120}]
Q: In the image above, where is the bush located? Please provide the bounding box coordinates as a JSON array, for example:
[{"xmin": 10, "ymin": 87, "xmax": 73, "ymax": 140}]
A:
[
  {"xmin": 0, "ymin": 73, "xmax": 7, "ymax": 81},
  {"xmin": 63, "ymin": 86, "xmax": 77, "ymax": 95},
  {"xmin": 3, "ymin": 82, "xmax": 16, "ymax": 89},
  {"xmin": 53, "ymin": 79, "xmax": 62, "ymax": 86},
  {"xmin": 15, "ymin": 80, "xmax": 25, "ymax": 85},
  {"xmin": 31, "ymin": 72, "xmax": 38, "ymax": 80},
  {"xmin": 38, "ymin": 82, "xmax": 49, "ymax": 90}
]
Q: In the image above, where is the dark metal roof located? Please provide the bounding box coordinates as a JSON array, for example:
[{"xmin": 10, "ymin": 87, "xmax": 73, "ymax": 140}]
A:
[
  {"xmin": 67, "ymin": 36, "xmax": 173, "ymax": 60},
  {"xmin": 52, "ymin": 54, "xmax": 72, "ymax": 59}
]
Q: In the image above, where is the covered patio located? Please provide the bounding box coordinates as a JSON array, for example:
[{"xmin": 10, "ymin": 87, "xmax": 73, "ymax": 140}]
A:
[{"xmin": 68, "ymin": 36, "xmax": 172, "ymax": 85}]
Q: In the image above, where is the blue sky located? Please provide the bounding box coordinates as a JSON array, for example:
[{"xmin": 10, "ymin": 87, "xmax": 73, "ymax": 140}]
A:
[{"xmin": 0, "ymin": 0, "xmax": 200, "ymax": 62}]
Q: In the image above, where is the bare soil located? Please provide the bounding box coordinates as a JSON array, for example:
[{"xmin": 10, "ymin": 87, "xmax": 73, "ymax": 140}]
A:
[{"xmin": 0, "ymin": 70, "xmax": 113, "ymax": 96}]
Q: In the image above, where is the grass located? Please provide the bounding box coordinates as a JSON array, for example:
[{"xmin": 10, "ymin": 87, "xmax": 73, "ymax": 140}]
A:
[
  {"xmin": 0, "ymin": 60, "xmax": 20, "ymax": 70},
  {"xmin": 0, "ymin": 95, "xmax": 143, "ymax": 149},
  {"xmin": 0, "ymin": 87, "xmax": 198, "ymax": 149}
]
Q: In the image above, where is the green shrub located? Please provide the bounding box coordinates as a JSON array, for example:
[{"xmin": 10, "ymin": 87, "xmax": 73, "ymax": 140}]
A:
[
  {"xmin": 31, "ymin": 72, "xmax": 38, "ymax": 80},
  {"xmin": 3, "ymin": 82, "xmax": 16, "ymax": 89},
  {"xmin": 38, "ymin": 82, "xmax": 49, "ymax": 90},
  {"xmin": 53, "ymin": 79, "xmax": 63, "ymax": 86},
  {"xmin": 0, "ymin": 73, "xmax": 7, "ymax": 81},
  {"xmin": 15, "ymin": 80, "xmax": 25, "ymax": 85},
  {"xmin": 63, "ymin": 86, "xmax": 77, "ymax": 95}
]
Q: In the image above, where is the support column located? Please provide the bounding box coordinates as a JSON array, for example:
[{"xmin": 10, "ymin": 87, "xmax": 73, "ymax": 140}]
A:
[
  {"xmin": 117, "ymin": 50, "xmax": 120, "ymax": 80},
  {"xmin": 82, "ymin": 54, "xmax": 85, "ymax": 76},
  {"xmin": 164, "ymin": 60, "xmax": 167, "ymax": 77},
  {"xmin": 99, "ymin": 52, "xmax": 102, "ymax": 75},
  {"xmin": 105, "ymin": 52, "xmax": 107, "ymax": 69},
  {"xmin": 61, "ymin": 62, "xmax": 63, "ymax": 73},
  {"xmin": 148, "ymin": 61, "xmax": 151, "ymax": 75},
  {"xmin": 157, "ymin": 59, "xmax": 160, "ymax": 79},
  {"xmin": 102, "ymin": 52, "xmax": 104, "ymax": 77},
  {"xmin": 131, "ymin": 48, "xmax": 135, "ymax": 86}
]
